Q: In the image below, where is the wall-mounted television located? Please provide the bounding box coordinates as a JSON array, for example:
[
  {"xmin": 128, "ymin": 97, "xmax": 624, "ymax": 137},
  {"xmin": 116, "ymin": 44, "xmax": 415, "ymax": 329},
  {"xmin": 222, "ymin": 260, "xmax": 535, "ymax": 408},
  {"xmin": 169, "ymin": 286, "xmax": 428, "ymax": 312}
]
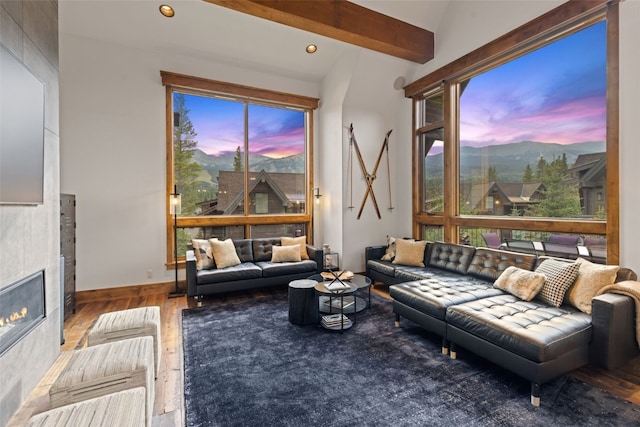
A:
[{"xmin": 0, "ymin": 43, "xmax": 45, "ymax": 205}]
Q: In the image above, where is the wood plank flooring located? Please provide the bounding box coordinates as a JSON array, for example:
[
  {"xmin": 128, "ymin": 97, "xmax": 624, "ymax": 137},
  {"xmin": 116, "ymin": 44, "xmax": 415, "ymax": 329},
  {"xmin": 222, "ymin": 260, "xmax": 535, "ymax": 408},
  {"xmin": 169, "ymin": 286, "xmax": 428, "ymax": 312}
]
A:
[{"xmin": 7, "ymin": 284, "xmax": 640, "ymax": 426}]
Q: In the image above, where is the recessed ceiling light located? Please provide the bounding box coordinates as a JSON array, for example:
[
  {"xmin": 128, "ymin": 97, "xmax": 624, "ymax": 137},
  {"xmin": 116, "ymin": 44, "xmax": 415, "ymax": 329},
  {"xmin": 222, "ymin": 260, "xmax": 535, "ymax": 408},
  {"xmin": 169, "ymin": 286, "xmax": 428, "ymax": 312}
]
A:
[
  {"xmin": 159, "ymin": 4, "xmax": 175, "ymax": 18},
  {"xmin": 306, "ymin": 44, "xmax": 318, "ymax": 54}
]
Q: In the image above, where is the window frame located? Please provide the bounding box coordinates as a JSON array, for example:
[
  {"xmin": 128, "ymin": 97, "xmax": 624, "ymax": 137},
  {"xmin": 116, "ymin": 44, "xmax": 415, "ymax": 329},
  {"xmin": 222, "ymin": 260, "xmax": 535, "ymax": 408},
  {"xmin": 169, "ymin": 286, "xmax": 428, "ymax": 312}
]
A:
[
  {"xmin": 406, "ymin": 0, "xmax": 620, "ymax": 263},
  {"xmin": 161, "ymin": 71, "xmax": 319, "ymax": 266}
]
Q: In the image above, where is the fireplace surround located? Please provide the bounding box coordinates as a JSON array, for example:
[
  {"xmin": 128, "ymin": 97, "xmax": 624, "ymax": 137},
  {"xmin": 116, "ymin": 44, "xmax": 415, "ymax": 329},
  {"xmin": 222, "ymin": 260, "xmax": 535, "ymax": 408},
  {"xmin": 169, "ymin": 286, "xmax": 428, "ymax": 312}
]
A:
[{"xmin": 0, "ymin": 270, "xmax": 46, "ymax": 356}]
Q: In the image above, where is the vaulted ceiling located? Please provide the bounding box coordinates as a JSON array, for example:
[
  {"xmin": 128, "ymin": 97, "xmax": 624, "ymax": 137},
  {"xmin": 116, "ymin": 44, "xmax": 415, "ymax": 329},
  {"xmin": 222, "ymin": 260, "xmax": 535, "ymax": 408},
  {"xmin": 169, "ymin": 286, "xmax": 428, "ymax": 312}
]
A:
[{"xmin": 59, "ymin": 0, "xmax": 450, "ymax": 82}]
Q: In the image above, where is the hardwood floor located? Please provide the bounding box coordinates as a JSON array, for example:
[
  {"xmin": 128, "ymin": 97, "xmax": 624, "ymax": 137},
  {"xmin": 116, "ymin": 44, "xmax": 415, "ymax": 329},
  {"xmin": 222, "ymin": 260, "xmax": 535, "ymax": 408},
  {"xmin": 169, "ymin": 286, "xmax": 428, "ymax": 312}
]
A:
[{"xmin": 7, "ymin": 284, "xmax": 640, "ymax": 426}]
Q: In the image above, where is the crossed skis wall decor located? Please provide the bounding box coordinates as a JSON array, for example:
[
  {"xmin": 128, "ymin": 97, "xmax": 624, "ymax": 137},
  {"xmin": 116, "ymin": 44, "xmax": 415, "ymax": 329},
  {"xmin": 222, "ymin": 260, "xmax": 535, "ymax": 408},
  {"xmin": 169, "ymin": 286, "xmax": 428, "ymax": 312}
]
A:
[{"xmin": 347, "ymin": 123, "xmax": 394, "ymax": 219}]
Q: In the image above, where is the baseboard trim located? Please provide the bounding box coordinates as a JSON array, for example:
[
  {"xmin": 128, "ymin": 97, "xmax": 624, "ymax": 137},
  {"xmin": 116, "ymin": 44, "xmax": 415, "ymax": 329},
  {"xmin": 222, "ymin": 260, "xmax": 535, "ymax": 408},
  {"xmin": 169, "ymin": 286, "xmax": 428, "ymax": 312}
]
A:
[{"xmin": 76, "ymin": 281, "xmax": 185, "ymax": 304}]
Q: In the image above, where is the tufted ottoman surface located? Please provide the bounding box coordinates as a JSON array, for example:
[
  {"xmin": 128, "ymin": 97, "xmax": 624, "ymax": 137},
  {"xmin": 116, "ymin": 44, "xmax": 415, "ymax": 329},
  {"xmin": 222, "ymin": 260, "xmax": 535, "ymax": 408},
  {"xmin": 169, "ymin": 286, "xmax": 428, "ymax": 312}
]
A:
[
  {"xmin": 87, "ymin": 306, "xmax": 161, "ymax": 377},
  {"xmin": 50, "ymin": 336, "xmax": 155, "ymax": 427},
  {"xmin": 446, "ymin": 294, "xmax": 592, "ymax": 362},
  {"xmin": 27, "ymin": 388, "xmax": 145, "ymax": 427},
  {"xmin": 390, "ymin": 279, "xmax": 503, "ymax": 320}
]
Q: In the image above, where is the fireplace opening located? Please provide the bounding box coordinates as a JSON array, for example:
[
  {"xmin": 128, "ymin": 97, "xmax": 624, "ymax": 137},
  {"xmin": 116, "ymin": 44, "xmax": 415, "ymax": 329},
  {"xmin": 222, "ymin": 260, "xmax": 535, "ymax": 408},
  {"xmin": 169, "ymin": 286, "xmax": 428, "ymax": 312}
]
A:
[{"xmin": 0, "ymin": 270, "xmax": 46, "ymax": 355}]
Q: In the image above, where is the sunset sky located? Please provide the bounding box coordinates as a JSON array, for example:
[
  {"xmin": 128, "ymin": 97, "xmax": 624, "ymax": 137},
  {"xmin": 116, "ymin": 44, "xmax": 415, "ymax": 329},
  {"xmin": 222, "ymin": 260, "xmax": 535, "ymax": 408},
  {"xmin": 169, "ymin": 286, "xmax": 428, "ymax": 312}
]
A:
[
  {"xmin": 180, "ymin": 94, "xmax": 305, "ymax": 158},
  {"xmin": 460, "ymin": 20, "xmax": 606, "ymax": 147}
]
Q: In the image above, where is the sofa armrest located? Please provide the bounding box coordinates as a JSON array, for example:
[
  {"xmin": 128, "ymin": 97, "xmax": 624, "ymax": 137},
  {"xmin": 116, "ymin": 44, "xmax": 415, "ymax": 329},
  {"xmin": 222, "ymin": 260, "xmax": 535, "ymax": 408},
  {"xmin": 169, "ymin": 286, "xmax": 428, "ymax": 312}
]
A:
[
  {"xmin": 590, "ymin": 292, "xmax": 640, "ymax": 369},
  {"xmin": 365, "ymin": 245, "xmax": 387, "ymax": 262},
  {"xmin": 186, "ymin": 250, "xmax": 198, "ymax": 297},
  {"xmin": 306, "ymin": 244, "xmax": 324, "ymax": 273}
]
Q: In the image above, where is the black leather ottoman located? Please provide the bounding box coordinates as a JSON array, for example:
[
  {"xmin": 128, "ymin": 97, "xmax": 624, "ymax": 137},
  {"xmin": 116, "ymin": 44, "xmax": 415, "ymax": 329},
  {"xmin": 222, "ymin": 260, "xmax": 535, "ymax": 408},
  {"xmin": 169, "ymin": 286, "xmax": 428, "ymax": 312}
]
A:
[{"xmin": 446, "ymin": 293, "xmax": 592, "ymax": 406}]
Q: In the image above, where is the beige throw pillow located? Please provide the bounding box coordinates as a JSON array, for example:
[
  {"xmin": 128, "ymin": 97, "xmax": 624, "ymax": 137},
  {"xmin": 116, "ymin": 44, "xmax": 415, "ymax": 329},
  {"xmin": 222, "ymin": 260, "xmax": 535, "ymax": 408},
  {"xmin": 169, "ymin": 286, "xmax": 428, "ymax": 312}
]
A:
[
  {"xmin": 564, "ymin": 257, "xmax": 619, "ymax": 314},
  {"xmin": 281, "ymin": 236, "xmax": 309, "ymax": 260},
  {"xmin": 393, "ymin": 239, "xmax": 427, "ymax": 267},
  {"xmin": 192, "ymin": 239, "xmax": 215, "ymax": 270},
  {"xmin": 210, "ymin": 238, "xmax": 241, "ymax": 269},
  {"xmin": 494, "ymin": 266, "xmax": 545, "ymax": 301},
  {"xmin": 271, "ymin": 245, "xmax": 302, "ymax": 263}
]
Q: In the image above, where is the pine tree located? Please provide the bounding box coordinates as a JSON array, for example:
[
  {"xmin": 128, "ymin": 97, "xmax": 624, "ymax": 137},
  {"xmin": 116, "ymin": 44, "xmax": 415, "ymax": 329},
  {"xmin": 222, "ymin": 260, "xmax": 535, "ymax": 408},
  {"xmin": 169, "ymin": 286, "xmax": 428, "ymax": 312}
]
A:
[
  {"xmin": 529, "ymin": 160, "xmax": 581, "ymax": 218},
  {"xmin": 173, "ymin": 93, "xmax": 202, "ymax": 215},
  {"xmin": 522, "ymin": 164, "xmax": 534, "ymax": 183},
  {"xmin": 487, "ymin": 166, "xmax": 497, "ymax": 182},
  {"xmin": 233, "ymin": 146, "xmax": 243, "ymax": 171},
  {"xmin": 535, "ymin": 157, "xmax": 547, "ymax": 180}
]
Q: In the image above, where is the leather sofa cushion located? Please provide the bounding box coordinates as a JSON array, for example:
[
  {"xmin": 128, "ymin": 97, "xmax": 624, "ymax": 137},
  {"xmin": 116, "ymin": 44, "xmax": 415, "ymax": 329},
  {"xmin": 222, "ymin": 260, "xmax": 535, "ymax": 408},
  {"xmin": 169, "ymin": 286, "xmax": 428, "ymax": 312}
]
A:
[
  {"xmin": 195, "ymin": 262, "xmax": 262, "ymax": 285},
  {"xmin": 234, "ymin": 239, "xmax": 254, "ymax": 263},
  {"xmin": 466, "ymin": 248, "xmax": 536, "ymax": 282},
  {"xmin": 428, "ymin": 242, "xmax": 475, "ymax": 275},
  {"xmin": 252, "ymin": 238, "xmax": 281, "ymax": 262},
  {"xmin": 257, "ymin": 260, "xmax": 317, "ymax": 278},
  {"xmin": 446, "ymin": 294, "xmax": 592, "ymax": 362},
  {"xmin": 390, "ymin": 279, "xmax": 503, "ymax": 320},
  {"xmin": 367, "ymin": 259, "xmax": 396, "ymax": 277}
]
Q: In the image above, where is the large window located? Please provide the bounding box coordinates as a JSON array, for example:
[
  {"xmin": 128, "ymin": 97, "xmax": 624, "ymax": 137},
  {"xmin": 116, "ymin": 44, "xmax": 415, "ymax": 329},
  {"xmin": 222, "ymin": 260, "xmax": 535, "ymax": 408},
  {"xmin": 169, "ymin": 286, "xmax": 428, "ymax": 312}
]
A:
[
  {"xmin": 162, "ymin": 72, "xmax": 318, "ymax": 264},
  {"xmin": 408, "ymin": 1, "xmax": 619, "ymax": 263}
]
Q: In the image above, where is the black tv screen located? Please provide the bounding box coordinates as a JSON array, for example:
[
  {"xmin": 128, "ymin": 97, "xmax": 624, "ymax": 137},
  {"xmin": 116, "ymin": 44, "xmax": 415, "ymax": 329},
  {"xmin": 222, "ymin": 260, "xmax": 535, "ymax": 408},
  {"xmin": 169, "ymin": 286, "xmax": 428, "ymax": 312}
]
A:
[{"xmin": 0, "ymin": 43, "xmax": 45, "ymax": 205}]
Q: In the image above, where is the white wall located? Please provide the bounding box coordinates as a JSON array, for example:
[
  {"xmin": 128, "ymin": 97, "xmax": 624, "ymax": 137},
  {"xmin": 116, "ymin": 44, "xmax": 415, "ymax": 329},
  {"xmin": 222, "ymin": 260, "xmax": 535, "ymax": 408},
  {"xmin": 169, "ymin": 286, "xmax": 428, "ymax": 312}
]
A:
[
  {"xmin": 59, "ymin": 34, "xmax": 320, "ymax": 290},
  {"xmin": 60, "ymin": 0, "xmax": 640, "ymax": 290}
]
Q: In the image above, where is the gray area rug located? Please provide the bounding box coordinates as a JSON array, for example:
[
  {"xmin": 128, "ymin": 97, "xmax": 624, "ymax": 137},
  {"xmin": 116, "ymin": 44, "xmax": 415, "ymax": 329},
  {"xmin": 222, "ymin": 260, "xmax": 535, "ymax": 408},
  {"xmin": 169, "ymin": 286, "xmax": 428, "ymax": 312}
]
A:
[{"xmin": 182, "ymin": 290, "xmax": 640, "ymax": 426}]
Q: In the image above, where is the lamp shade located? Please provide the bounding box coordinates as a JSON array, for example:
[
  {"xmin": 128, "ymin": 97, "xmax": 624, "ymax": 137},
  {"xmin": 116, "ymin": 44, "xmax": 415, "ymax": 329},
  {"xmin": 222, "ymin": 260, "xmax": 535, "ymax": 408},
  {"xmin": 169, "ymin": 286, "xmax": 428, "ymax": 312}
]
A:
[{"xmin": 170, "ymin": 193, "xmax": 181, "ymax": 215}]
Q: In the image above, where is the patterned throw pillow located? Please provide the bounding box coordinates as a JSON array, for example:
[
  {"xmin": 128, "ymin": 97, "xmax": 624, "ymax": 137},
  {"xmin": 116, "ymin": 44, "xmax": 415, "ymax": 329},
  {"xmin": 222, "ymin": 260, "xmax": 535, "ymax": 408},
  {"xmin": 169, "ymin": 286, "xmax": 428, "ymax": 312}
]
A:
[
  {"xmin": 392, "ymin": 239, "xmax": 427, "ymax": 267},
  {"xmin": 534, "ymin": 259, "xmax": 580, "ymax": 307},
  {"xmin": 281, "ymin": 236, "xmax": 309, "ymax": 260},
  {"xmin": 493, "ymin": 266, "xmax": 546, "ymax": 301},
  {"xmin": 564, "ymin": 257, "xmax": 620, "ymax": 314},
  {"xmin": 191, "ymin": 239, "xmax": 215, "ymax": 270},
  {"xmin": 210, "ymin": 238, "xmax": 241, "ymax": 269},
  {"xmin": 271, "ymin": 245, "xmax": 302, "ymax": 263},
  {"xmin": 381, "ymin": 236, "xmax": 398, "ymax": 261}
]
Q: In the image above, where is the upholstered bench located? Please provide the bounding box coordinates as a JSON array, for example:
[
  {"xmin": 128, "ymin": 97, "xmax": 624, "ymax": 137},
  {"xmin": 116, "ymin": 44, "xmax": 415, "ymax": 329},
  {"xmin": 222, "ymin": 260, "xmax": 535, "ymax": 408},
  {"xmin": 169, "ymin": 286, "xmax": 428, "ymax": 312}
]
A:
[
  {"xmin": 49, "ymin": 336, "xmax": 155, "ymax": 427},
  {"xmin": 445, "ymin": 294, "xmax": 592, "ymax": 406},
  {"xmin": 27, "ymin": 388, "xmax": 145, "ymax": 427},
  {"xmin": 87, "ymin": 306, "xmax": 161, "ymax": 377}
]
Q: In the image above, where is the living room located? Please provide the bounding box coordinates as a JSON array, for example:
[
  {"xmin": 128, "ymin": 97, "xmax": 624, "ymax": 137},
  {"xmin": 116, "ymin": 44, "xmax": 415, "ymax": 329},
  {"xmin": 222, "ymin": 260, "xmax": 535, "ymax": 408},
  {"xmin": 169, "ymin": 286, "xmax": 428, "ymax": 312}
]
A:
[{"xmin": 2, "ymin": 0, "xmax": 640, "ymax": 425}]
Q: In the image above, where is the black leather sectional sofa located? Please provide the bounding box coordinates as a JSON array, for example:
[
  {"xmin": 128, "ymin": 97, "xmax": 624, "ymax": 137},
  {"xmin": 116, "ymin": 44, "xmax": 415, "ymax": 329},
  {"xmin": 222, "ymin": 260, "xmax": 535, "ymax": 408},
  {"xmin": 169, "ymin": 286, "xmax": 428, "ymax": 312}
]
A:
[
  {"xmin": 365, "ymin": 241, "xmax": 639, "ymax": 406},
  {"xmin": 186, "ymin": 238, "xmax": 323, "ymax": 300}
]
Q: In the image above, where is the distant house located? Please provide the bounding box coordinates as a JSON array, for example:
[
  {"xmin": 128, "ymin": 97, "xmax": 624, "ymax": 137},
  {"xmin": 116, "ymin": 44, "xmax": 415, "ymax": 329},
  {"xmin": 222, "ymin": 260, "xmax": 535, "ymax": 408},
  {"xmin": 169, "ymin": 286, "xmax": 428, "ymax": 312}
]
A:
[
  {"xmin": 460, "ymin": 182, "xmax": 545, "ymax": 215},
  {"xmin": 566, "ymin": 152, "xmax": 606, "ymax": 216},
  {"xmin": 213, "ymin": 170, "xmax": 306, "ymax": 215}
]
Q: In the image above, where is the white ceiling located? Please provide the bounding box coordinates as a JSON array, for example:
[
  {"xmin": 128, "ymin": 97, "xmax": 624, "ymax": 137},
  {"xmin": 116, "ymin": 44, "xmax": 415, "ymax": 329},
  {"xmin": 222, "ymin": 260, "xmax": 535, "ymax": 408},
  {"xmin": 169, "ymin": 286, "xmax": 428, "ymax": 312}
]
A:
[{"xmin": 59, "ymin": 0, "xmax": 451, "ymax": 82}]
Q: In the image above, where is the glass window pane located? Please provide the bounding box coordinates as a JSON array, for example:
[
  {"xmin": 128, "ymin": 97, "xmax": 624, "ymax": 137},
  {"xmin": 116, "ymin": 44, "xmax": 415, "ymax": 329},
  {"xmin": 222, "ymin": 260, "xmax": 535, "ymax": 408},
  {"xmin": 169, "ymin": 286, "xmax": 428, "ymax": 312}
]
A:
[
  {"xmin": 422, "ymin": 128, "xmax": 444, "ymax": 213},
  {"xmin": 421, "ymin": 225, "xmax": 443, "ymax": 242},
  {"xmin": 458, "ymin": 22, "xmax": 607, "ymax": 220},
  {"xmin": 250, "ymin": 224, "xmax": 307, "ymax": 239},
  {"xmin": 248, "ymin": 104, "xmax": 306, "ymax": 215},
  {"xmin": 420, "ymin": 91, "xmax": 444, "ymax": 127},
  {"xmin": 173, "ymin": 93, "xmax": 244, "ymax": 217}
]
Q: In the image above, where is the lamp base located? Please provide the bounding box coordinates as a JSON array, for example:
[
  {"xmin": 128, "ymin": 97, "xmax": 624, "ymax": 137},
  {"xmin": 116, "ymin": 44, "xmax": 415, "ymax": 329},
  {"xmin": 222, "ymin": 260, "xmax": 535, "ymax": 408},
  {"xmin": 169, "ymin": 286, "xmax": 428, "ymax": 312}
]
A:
[{"xmin": 168, "ymin": 290, "xmax": 185, "ymax": 298}]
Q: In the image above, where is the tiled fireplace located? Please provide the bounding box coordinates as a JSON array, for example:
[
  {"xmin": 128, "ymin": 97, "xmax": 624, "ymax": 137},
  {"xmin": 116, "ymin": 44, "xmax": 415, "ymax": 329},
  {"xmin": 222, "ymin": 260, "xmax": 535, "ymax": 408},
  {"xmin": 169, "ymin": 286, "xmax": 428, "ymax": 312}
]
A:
[{"xmin": 0, "ymin": 271, "xmax": 46, "ymax": 356}]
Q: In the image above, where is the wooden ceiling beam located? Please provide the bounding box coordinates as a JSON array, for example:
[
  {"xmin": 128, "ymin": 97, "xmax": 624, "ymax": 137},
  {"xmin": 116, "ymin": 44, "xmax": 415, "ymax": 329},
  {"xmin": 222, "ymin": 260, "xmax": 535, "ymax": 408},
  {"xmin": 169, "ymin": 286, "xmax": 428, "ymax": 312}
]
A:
[{"xmin": 203, "ymin": 0, "xmax": 434, "ymax": 64}]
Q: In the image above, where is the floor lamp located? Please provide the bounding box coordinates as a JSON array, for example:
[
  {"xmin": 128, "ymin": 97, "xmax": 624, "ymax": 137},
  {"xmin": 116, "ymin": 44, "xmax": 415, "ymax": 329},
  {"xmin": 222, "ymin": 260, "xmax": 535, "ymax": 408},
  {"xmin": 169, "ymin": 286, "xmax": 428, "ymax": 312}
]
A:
[{"xmin": 169, "ymin": 185, "xmax": 185, "ymax": 298}]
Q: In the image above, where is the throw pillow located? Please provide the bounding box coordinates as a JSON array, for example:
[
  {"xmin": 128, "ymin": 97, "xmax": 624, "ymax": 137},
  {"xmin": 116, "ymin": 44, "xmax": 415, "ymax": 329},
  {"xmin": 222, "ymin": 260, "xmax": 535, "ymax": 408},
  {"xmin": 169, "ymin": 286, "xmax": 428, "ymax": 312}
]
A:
[
  {"xmin": 271, "ymin": 245, "xmax": 302, "ymax": 263},
  {"xmin": 534, "ymin": 259, "xmax": 580, "ymax": 307},
  {"xmin": 192, "ymin": 239, "xmax": 215, "ymax": 270},
  {"xmin": 381, "ymin": 236, "xmax": 398, "ymax": 261},
  {"xmin": 564, "ymin": 257, "xmax": 619, "ymax": 314},
  {"xmin": 281, "ymin": 236, "xmax": 309, "ymax": 260},
  {"xmin": 210, "ymin": 238, "xmax": 241, "ymax": 269},
  {"xmin": 393, "ymin": 239, "xmax": 427, "ymax": 267},
  {"xmin": 493, "ymin": 266, "xmax": 545, "ymax": 301}
]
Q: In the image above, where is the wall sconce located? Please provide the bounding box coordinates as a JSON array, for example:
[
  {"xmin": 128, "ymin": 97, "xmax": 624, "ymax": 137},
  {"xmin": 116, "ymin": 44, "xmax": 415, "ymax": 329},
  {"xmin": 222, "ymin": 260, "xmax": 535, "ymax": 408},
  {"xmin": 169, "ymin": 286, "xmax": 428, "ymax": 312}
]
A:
[
  {"xmin": 313, "ymin": 187, "xmax": 322, "ymax": 203},
  {"xmin": 169, "ymin": 185, "xmax": 183, "ymax": 297}
]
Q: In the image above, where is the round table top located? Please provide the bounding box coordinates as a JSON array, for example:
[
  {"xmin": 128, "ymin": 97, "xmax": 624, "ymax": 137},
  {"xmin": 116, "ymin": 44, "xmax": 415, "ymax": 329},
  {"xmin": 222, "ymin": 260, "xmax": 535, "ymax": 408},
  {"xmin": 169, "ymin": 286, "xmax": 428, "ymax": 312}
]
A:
[{"xmin": 289, "ymin": 279, "xmax": 318, "ymax": 289}]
